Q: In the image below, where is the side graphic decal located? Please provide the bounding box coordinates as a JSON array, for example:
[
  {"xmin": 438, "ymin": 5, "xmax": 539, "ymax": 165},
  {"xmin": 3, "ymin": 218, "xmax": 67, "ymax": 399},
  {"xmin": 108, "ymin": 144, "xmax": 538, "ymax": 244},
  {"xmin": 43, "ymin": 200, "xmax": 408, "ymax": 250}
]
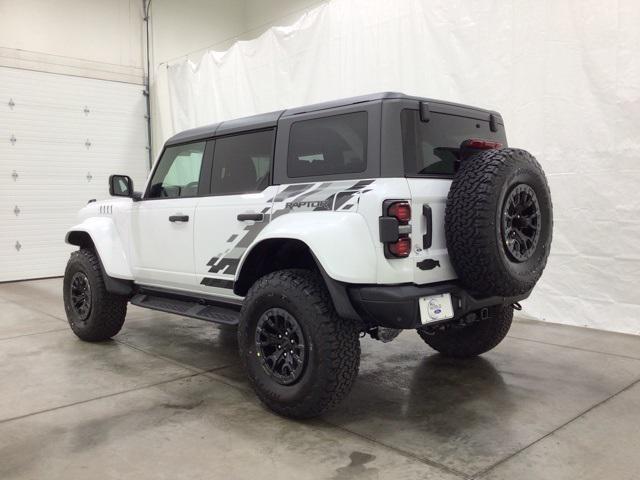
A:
[{"xmin": 200, "ymin": 179, "xmax": 374, "ymax": 290}]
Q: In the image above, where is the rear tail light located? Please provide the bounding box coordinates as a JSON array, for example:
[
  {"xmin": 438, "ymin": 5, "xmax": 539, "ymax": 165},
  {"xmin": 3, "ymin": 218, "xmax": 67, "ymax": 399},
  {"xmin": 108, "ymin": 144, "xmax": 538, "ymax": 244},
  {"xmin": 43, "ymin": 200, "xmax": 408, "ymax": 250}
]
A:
[
  {"xmin": 379, "ymin": 200, "xmax": 412, "ymax": 258},
  {"xmin": 387, "ymin": 201, "xmax": 411, "ymax": 224},
  {"xmin": 462, "ymin": 138, "xmax": 503, "ymax": 150},
  {"xmin": 388, "ymin": 236, "xmax": 411, "ymax": 257}
]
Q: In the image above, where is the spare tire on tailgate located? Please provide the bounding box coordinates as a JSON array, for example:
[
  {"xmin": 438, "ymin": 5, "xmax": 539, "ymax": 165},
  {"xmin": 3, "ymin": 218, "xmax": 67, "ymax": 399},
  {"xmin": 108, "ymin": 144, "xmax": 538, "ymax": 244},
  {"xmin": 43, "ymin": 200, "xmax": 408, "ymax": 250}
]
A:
[{"xmin": 445, "ymin": 148, "xmax": 553, "ymax": 297}]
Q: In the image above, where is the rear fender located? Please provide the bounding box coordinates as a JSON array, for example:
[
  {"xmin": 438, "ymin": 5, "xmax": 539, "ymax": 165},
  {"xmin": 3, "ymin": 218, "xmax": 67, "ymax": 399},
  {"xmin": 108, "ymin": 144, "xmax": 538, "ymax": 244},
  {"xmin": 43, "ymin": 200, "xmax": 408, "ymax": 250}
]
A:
[{"xmin": 238, "ymin": 212, "xmax": 377, "ymax": 284}]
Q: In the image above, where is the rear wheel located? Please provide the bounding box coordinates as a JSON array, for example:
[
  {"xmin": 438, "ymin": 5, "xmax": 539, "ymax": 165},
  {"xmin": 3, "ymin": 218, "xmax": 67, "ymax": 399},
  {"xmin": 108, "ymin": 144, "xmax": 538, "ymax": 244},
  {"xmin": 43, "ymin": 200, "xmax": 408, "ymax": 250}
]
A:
[
  {"xmin": 417, "ymin": 305, "xmax": 513, "ymax": 358},
  {"xmin": 63, "ymin": 249, "xmax": 127, "ymax": 341},
  {"xmin": 238, "ymin": 269, "xmax": 360, "ymax": 418}
]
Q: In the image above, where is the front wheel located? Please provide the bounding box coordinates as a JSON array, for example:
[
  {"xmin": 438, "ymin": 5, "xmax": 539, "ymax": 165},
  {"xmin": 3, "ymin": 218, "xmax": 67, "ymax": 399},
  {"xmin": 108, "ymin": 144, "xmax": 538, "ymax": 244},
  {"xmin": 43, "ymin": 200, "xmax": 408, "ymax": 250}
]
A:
[
  {"xmin": 417, "ymin": 305, "xmax": 513, "ymax": 358},
  {"xmin": 238, "ymin": 269, "xmax": 360, "ymax": 419},
  {"xmin": 63, "ymin": 249, "xmax": 127, "ymax": 341}
]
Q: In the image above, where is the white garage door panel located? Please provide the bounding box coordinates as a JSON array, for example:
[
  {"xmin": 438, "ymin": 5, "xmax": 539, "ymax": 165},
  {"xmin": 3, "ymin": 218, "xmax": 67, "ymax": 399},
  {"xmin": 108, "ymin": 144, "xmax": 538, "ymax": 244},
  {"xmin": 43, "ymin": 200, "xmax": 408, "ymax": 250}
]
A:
[{"xmin": 1, "ymin": 66, "xmax": 149, "ymax": 282}]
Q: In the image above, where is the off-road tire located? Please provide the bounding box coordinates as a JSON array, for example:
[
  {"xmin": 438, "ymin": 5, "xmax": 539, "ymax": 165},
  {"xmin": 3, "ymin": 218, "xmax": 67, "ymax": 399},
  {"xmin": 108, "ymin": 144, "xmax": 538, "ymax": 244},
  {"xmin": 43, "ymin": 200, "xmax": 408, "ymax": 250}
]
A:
[
  {"xmin": 63, "ymin": 249, "xmax": 127, "ymax": 341},
  {"xmin": 417, "ymin": 305, "xmax": 513, "ymax": 358},
  {"xmin": 445, "ymin": 148, "xmax": 553, "ymax": 297},
  {"xmin": 238, "ymin": 269, "xmax": 360, "ymax": 419}
]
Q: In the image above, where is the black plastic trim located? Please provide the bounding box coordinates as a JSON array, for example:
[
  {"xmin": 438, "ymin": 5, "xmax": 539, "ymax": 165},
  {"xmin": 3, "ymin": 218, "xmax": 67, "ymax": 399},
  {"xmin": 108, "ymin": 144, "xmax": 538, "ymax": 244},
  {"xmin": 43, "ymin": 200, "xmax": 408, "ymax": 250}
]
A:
[
  {"xmin": 348, "ymin": 282, "xmax": 530, "ymax": 329},
  {"xmin": 103, "ymin": 275, "xmax": 134, "ymax": 296},
  {"xmin": 422, "ymin": 204, "xmax": 433, "ymax": 249},
  {"xmin": 311, "ymin": 253, "xmax": 362, "ymax": 322},
  {"xmin": 379, "ymin": 217, "xmax": 400, "ymax": 242},
  {"xmin": 237, "ymin": 213, "xmax": 264, "ymax": 222}
]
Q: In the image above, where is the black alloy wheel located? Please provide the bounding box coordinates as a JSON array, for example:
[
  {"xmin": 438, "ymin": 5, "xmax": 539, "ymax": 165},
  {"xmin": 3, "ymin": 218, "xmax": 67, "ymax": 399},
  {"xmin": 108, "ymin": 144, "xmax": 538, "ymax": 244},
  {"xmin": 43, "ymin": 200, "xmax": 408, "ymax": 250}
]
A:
[
  {"xmin": 255, "ymin": 307, "xmax": 307, "ymax": 385},
  {"xmin": 70, "ymin": 271, "xmax": 92, "ymax": 321},
  {"xmin": 501, "ymin": 183, "xmax": 541, "ymax": 262}
]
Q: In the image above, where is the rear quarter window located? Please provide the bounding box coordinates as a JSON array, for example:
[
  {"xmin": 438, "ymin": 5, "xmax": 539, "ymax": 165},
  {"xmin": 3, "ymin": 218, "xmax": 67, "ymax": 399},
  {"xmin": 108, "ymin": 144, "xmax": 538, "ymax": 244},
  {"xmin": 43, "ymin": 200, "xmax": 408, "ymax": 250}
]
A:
[
  {"xmin": 287, "ymin": 112, "xmax": 367, "ymax": 178},
  {"xmin": 401, "ymin": 109, "xmax": 507, "ymax": 177}
]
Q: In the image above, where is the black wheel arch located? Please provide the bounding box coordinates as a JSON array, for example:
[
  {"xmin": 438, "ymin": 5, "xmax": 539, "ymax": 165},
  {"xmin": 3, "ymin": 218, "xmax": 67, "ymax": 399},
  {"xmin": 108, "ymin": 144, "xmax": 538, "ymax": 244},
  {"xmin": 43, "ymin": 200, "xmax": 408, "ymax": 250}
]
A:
[
  {"xmin": 65, "ymin": 230, "xmax": 134, "ymax": 297},
  {"xmin": 234, "ymin": 238, "xmax": 361, "ymax": 322}
]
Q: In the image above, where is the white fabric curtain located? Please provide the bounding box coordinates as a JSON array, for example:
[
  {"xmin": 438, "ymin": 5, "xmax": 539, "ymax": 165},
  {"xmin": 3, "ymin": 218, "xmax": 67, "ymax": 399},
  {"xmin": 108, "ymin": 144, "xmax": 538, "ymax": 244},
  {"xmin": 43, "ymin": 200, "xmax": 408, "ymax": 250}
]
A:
[{"xmin": 160, "ymin": 0, "xmax": 640, "ymax": 335}]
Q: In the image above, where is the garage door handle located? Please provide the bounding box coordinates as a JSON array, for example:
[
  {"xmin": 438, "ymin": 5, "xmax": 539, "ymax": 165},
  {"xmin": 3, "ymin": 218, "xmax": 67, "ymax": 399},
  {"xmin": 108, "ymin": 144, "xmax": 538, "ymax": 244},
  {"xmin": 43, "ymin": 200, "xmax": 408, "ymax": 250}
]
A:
[
  {"xmin": 169, "ymin": 215, "xmax": 189, "ymax": 222},
  {"xmin": 237, "ymin": 213, "xmax": 264, "ymax": 222}
]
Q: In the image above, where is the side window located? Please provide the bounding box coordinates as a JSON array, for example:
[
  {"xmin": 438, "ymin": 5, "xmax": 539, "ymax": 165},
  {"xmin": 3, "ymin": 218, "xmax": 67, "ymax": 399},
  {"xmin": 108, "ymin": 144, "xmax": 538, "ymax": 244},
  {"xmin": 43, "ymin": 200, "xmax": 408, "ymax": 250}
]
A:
[
  {"xmin": 287, "ymin": 112, "xmax": 367, "ymax": 178},
  {"xmin": 148, "ymin": 141, "xmax": 205, "ymax": 198},
  {"xmin": 211, "ymin": 129, "xmax": 275, "ymax": 195}
]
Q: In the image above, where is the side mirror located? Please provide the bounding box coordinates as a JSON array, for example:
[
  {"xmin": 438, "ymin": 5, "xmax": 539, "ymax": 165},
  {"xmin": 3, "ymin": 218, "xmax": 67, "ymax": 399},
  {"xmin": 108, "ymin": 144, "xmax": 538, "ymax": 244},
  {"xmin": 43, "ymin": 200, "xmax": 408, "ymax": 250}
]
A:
[{"xmin": 109, "ymin": 175, "xmax": 139, "ymax": 199}]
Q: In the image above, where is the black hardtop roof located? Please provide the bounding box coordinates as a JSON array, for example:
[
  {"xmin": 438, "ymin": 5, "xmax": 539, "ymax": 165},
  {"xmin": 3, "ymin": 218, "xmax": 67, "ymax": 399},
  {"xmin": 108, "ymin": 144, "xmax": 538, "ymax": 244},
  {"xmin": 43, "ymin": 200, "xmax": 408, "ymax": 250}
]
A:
[{"xmin": 165, "ymin": 92, "xmax": 502, "ymax": 146}]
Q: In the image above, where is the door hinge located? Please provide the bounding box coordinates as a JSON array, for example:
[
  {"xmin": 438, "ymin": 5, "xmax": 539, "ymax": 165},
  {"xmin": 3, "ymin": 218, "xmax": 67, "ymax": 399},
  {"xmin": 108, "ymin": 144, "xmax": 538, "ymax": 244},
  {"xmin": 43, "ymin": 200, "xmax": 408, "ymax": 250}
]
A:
[{"xmin": 13, "ymin": 205, "xmax": 20, "ymax": 216}]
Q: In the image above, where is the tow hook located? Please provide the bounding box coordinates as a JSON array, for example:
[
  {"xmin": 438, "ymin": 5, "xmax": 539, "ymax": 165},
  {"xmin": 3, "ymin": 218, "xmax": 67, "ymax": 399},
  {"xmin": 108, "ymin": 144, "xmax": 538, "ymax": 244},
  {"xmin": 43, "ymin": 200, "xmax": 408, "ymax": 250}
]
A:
[
  {"xmin": 480, "ymin": 307, "xmax": 490, "ymax": 320},
  {"xmin": 512, "ymin": 302, "xmax": 522, "ymax": 311},
  {"xmin": 369, "ymin": 327, "xmax": 402, "ymax": 343}
]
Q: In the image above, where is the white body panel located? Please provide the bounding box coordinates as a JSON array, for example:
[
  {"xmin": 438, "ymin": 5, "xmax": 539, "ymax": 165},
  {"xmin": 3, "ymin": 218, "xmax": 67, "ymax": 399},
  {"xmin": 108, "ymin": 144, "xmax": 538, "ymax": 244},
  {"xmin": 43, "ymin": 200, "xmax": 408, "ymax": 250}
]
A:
[
  {"xmin": 66, "ymin": 177, "xmax": 457, "ymax": 294},
  {"xmin": 248, "ymin": 211, "xmax": 378, "ymax": 283},
  {"xmin": 66, "ymin": 200, "xmax": 134, "ymax": 279},
  {"xmin": 194, "ymin": 186, "xmax": 280, "ymax": 299},
  {"xmin": 406, "ymin": 178, "xmax": 457, "ymax": 284},
  {"xmin": 129, "ymin": 198, "xmax": 199, "ymax": 291}
]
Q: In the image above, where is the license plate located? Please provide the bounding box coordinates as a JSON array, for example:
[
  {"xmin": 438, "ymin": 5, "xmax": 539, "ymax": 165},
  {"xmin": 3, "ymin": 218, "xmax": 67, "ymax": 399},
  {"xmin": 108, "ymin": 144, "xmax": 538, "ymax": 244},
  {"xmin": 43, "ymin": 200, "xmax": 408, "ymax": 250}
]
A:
[{"xmin": 419, "ymin": 294, "xmax": 454, "ymax": 324}]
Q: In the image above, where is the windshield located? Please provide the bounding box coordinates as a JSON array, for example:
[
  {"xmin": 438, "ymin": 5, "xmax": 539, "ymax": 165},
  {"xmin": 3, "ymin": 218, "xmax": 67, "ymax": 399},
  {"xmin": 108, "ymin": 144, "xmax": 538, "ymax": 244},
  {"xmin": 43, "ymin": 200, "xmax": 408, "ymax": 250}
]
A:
[{"xmin": 401, "ymin": 109, "xmax": 507, "ymax": 177}]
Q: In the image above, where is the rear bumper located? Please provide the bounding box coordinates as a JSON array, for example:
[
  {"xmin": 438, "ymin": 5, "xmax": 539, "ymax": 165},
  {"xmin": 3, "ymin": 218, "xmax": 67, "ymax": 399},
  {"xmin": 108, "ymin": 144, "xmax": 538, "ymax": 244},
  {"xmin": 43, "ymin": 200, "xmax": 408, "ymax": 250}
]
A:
[{"xmin": 348, "ymin": 282, "xmax": 530, "ymax": 329}]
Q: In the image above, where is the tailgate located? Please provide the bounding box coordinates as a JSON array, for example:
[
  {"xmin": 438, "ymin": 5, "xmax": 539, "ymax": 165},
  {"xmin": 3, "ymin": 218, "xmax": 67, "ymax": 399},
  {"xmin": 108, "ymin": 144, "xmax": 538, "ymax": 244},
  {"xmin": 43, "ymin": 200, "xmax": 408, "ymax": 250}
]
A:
[{"xmin": 406, "ymin": 178, "xmax": 457, "ymax": 285}]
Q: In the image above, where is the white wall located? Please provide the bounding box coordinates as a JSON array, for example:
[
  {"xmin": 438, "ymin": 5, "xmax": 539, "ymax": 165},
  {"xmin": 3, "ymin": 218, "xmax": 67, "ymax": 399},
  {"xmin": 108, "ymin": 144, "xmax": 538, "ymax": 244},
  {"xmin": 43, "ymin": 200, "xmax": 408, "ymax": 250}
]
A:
[
  {"xmin": 158, "ymin": 0, "xmax": 640, "ymax": 335},
  {"xmin": 0, "ymin": 0, "xmax": 145, "ymax": 84},
  {"xmin": 149, "ymin": 0, "xmax": 324, "ymax": 154}
]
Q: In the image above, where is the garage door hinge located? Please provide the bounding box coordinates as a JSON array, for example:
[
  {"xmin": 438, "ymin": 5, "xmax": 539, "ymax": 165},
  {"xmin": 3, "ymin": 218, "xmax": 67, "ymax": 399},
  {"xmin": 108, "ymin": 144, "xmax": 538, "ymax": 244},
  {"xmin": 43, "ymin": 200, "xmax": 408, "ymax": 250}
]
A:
[
  {"xmin": 14, "ymin": 205, "xmax": 20, "ymax": 216},
  {"xmin": 83, "ymin": 105, "xmax": 90, "ymax": 116},
  {"xmin": 85, "ymin": 139, "xmax": 92, "ymax": 149},
  {"xmin": 8, "ymin": 98, "xmax": 15, "ymax": 109},
  {"xmin": 11, "ymin": 170, "xmax": 18, "ymax": 181},
  {"xmin": 86, "ymin": 172, "xmax": 93, "ymax": 182},
  {"xmin": 15, "ymin": 241, "xmax": 21, "ymax": 252},
  {"xmin": 10, "ymin": 134, "xmax": 16, "ymax": 145}
]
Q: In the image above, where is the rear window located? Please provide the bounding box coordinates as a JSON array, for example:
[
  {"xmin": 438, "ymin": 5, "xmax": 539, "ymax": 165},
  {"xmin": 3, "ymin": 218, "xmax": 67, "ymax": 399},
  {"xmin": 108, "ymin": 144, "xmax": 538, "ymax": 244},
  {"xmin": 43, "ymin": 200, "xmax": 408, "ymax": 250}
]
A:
[
  {"xmin": 287, "ymin": 112, "xmax": 367, "ymax": 178},
  {"xmin": 401, "ymin": 109, "xmax": 506, "ymax": 177}
]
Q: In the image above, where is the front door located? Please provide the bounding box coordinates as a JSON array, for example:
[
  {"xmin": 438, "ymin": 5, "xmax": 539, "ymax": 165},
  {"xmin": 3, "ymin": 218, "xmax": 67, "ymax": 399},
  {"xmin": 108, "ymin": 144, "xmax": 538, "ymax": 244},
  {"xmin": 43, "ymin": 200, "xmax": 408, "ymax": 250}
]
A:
[
  {"xmin": 130, "ymin": 140, "xmax": 206, "ymax": 291},
  {"xmin": 194, "ymin": 129, "xmax": 277, "ymax": 299}
]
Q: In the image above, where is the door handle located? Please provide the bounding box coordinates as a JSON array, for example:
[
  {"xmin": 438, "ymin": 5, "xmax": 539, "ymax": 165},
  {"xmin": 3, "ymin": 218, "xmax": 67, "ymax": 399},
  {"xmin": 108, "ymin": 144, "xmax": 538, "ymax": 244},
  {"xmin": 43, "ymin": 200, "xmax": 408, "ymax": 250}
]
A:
[
  {"xmin": 169, "ymin": 214, "xmax": 189, "ymax": 222},
  {"xmin": 237, "ymin": 213, "xmax": 264, "ymax": 222}
]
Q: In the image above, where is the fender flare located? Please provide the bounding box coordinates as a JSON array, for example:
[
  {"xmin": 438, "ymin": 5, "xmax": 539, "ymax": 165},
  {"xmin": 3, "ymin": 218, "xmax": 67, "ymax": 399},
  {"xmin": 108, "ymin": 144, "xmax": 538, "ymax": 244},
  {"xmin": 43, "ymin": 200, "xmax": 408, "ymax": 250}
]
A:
[
  {"xmin": 238, "ymin": 212, "xmax": 378, "ymax": 285},
  {"xmin": 234, "ymin": 212, "xmax": 377, "ymax": 321},
  {"xmin": 65, "ymin": 217, "xmax": 133, "ymax": 280}
]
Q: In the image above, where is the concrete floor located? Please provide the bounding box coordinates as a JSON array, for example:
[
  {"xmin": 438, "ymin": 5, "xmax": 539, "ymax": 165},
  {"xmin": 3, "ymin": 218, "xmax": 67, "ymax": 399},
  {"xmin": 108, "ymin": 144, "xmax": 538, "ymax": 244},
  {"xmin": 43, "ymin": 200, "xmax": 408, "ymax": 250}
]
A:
[{"xmin": 1, "ymin": 279, "xmax": 639, "ymax": 480}]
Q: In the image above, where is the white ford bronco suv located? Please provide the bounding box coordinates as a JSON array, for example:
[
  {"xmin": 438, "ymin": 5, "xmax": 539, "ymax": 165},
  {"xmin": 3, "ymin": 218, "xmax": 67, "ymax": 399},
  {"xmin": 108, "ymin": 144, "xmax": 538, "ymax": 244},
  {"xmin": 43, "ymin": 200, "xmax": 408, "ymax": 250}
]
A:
[{"xmin": 63, "ymin": 92, "xmax": 552, "ymax": 418}]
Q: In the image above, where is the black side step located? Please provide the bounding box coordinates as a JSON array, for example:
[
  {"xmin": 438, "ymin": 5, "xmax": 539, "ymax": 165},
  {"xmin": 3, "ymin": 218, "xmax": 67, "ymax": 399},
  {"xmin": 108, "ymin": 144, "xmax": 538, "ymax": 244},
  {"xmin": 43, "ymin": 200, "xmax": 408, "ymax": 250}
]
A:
[{"xmin": 130, "ymin": 293, "xmax": 240, "ymax": 326}]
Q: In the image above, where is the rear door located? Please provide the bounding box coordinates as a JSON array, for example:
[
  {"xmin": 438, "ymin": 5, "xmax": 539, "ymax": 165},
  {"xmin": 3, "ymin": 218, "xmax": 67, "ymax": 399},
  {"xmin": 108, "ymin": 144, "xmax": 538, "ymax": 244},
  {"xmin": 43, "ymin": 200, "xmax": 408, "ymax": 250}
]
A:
[
  {"xmin": 400, "ymin": 106, "xmax": 508, "ymax": 285},
  {"xmin": 194, "ymin": 129, "xmax": 277, "ymax": 298}
]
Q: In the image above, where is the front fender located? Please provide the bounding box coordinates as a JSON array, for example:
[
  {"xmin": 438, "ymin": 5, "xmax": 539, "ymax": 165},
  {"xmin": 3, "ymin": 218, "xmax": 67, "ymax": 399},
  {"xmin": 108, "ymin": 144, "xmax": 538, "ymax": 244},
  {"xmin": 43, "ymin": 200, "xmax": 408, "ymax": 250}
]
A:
[
  {"xmin": 65, "ymin": 217, "xmax": 133, "ymax": 280},
  {"xmin": 242, "ymin": 212, "xmax": 378, "ymax": 283}
]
